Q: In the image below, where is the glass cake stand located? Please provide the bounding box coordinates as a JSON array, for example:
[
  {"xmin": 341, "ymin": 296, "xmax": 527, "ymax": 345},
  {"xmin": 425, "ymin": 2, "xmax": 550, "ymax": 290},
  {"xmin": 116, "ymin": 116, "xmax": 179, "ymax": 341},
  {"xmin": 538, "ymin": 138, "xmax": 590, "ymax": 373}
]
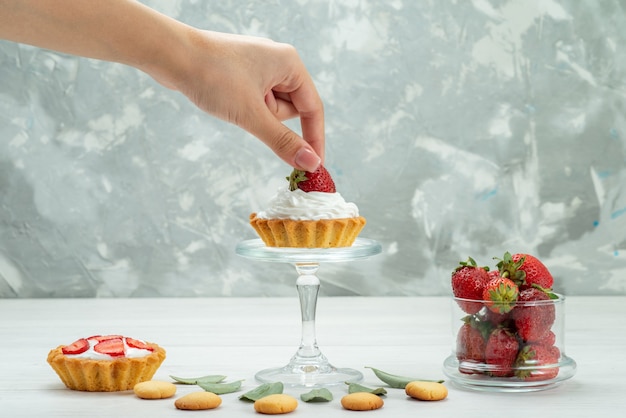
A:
[{"xmin": 235, "ymin": 237, "xmax": 382, "ymax": 388}]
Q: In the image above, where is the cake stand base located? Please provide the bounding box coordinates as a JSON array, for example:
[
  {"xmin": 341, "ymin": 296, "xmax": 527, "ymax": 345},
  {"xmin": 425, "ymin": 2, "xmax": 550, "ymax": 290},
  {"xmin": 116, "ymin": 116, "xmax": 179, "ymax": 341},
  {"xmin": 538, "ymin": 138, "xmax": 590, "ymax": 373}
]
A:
[
  {"xmin": 236, "ymin": 238, "xmax": 381, "ymax": 388},
  {"xmin": 255, "ymin": 364, "xmax": 363, "ymax": 388}
]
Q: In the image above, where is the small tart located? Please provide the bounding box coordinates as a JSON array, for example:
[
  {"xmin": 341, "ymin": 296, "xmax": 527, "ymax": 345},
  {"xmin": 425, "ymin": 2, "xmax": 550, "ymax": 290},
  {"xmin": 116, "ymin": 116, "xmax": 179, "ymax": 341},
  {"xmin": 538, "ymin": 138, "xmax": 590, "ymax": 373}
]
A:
[
  {"xmin": 47, "ymin": 340, "xmax": 166, "ymax": 392},
  {"xmin": 250, "ymin": 213, "xmax": 366, "ymax": 248}
]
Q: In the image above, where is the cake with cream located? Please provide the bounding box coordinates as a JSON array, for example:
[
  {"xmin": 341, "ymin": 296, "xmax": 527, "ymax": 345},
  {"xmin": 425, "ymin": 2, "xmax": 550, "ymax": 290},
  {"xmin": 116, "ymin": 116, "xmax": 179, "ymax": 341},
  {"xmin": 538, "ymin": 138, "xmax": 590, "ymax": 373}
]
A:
[
  {"xmin": 47, "ymin": 334, "xmax": 166, "ymax": 392},
  {"xmin": 249, "ymin": 166, "xmax": 366, "ymax": 248}
]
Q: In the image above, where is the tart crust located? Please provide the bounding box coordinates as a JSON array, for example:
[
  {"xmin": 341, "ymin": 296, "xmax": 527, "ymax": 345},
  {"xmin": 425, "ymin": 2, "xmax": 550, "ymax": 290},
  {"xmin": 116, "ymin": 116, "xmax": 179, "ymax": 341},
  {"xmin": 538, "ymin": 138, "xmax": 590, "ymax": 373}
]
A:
[
  {"xmin": 249, "ymin": 213, "xmax": 366, "ymax": 248},
  {"xmin": 47, "ymin": 342, "xmax": 166, "ymax": 392}
]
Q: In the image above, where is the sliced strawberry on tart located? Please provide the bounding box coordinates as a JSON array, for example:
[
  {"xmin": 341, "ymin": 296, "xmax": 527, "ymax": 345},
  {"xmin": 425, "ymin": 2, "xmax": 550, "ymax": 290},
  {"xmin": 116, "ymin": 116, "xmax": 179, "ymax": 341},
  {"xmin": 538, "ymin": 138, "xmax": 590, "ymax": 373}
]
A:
[{"xmin": 48, "ymin": 334, "xmax": 165, "ymax": 392}]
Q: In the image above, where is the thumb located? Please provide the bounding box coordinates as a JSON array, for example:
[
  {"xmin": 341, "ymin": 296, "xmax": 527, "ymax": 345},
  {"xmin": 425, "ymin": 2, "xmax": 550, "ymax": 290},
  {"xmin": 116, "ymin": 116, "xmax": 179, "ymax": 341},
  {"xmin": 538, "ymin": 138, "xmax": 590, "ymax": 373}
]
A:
[{"xmin": 249, "ymin": 108, "xmax": 322, "ymax": 172}]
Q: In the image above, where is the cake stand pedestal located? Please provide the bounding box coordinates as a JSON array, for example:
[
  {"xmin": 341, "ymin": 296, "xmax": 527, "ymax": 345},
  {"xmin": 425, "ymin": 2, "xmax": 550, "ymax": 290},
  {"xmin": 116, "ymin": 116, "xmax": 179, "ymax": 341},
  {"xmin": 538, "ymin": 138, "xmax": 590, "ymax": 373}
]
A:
[{"xmin": 235, "ymin": 238, "xmax": 382, "ymax": 388}]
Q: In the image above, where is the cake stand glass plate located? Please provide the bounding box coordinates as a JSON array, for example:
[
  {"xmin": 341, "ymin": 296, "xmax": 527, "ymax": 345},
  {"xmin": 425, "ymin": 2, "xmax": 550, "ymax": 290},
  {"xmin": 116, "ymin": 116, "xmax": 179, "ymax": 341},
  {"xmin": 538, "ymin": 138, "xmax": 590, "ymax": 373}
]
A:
[
  {"xmin": 236, "ymin": 238, "xmax": 382, "ymax": 263},
  {"xmin": 236, "ymin": 238, "xmax": 382, "ymax": 388}
]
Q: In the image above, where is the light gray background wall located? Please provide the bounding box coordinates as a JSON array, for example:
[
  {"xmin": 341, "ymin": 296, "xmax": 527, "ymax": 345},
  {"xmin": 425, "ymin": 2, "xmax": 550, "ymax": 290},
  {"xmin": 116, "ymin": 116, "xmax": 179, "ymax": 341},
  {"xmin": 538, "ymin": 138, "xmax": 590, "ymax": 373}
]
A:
[{"xmin": 1, "ymin": 0, "xmax": 625, "ymax": 298}]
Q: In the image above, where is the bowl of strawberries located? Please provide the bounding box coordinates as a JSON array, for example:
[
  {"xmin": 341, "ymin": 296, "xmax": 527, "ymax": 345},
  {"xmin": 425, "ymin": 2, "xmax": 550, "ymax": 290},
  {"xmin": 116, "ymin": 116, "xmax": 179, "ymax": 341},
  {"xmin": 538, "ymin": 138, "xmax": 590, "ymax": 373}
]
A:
[{"xmin": 442, "ymin": 252, "xmax": 577, "ymax": 392}]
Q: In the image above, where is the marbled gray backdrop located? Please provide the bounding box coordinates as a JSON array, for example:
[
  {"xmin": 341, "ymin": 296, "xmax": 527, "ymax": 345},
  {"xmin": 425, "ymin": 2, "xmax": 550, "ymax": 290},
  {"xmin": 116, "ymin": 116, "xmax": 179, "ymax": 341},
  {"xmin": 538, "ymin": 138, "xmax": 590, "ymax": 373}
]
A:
[{"xmin": 1, "ymin": 0, "xmax": 625, "ymax": 298}]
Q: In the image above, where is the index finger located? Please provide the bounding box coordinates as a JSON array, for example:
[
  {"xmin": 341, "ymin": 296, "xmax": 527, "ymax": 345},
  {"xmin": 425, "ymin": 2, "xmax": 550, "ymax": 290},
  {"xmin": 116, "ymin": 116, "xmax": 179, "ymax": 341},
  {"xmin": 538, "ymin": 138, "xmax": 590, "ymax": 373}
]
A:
[{"xmin": 274, "ymin": 74, "xmax": 325, "ymax": 163}]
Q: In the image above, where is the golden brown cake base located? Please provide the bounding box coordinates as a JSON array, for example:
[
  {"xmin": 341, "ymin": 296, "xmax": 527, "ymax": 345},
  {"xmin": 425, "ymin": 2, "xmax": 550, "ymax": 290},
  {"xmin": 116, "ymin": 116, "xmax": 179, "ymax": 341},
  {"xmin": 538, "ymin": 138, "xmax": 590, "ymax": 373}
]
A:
[
  {"xmin": 249, "ymin": 213, "xmax": 366, "ymax": 248},
  {"xmin": 47, "ymin": 343, "xmax": 166, "ymax": 392}
]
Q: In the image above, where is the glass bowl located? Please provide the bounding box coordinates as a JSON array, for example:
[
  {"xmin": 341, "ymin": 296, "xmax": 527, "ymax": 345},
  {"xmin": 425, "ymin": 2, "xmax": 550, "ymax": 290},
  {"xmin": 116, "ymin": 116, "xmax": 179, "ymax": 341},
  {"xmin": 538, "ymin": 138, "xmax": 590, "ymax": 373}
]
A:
[{"xmin": 443, "ymin": 294, "xmax": 576, "ymax": 392}]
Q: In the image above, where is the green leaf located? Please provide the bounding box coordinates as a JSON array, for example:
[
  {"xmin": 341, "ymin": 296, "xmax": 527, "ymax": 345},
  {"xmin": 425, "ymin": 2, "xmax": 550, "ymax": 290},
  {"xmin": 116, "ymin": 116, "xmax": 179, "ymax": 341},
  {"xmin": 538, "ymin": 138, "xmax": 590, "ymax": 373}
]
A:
[
  {"xmin": 239, "ymin": 382, "xmax": 284, "ymax": 402},
  {"xmin": 170, "ymin": 374, "xmax": 227, "ymax": 385},
  {"xmin": 300, "ymin": 388, "xmax": 333, "ymax": 402},
  {"xmin": 347, "ymin": 382, "xmax": 387, "ymax": 395},
  {"xmin": 365, "ymin": 367, "xmax": 444, "ymax": 389},
  {"xmin": 197, "ymin": 379, "xmax": 244, "ymax": 395}
]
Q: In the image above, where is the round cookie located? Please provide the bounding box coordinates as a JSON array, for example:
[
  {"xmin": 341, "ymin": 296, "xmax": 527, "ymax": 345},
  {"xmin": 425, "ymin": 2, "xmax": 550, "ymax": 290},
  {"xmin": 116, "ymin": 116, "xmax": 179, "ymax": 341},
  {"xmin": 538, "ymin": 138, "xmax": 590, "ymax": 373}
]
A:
[
  {"xmin": 133, "ymin": 380, "xmax": 177, "ymax": 399},
  {"xmin": 254, "ymin": 394, "xmax": 298, "ymax": 414},
  {"xmin": 405, "ymin": 381, "xmax": 448, "ymax": 401},
  {"xmin": 175, "ymin": 391, "xmax": 222, "ymax": 410},
  {"xmin": 341, "ymin": 392, "xmax": 384, "ymax": 411}
]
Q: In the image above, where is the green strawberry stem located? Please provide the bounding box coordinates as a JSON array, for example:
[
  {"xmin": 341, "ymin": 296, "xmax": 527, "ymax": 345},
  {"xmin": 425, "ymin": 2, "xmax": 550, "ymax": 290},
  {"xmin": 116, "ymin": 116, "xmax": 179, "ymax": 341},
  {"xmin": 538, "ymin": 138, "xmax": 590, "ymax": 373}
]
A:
[{"xmin": 287, "ymin": 169, "xmax": 308, "ymax": 191}]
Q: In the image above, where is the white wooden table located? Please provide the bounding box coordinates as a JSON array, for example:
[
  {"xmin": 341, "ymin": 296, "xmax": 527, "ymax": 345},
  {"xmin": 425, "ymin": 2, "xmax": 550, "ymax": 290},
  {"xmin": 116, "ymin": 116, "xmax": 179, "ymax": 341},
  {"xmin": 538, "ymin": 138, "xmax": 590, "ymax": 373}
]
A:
[{"xmin": 0, "ymin": 296, "xmax": 623, "ymax": 417}]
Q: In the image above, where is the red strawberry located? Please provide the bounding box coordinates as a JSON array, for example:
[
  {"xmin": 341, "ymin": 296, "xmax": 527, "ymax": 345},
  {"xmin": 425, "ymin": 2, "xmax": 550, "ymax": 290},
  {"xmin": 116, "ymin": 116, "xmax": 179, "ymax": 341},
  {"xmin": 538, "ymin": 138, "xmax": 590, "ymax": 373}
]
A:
[
  {"xmin": 496, "ymin": 252, "xmax": 554, "ymax": 290},
  {"xmin": 451, "ymin": 257, "xmax": 491, "ymax": 314},
  {"xmin": 535, "ymin": 330, "xmax": 556, "ymax": 347},
  {"xmin": 126, "ymin": 337, "xmax": 154, "ymax": 351},
  {"xmin": 484, "ymin": 328, "xmax": 519, "ymax": 377},
  {"xmin": 94, "ymin": 338, "xmax": 125, "ymax": 357},
  {"xmin": 514, "ymin": 344, "xmax": 560, "ymax": 381},
  {"xmin": 476, "ymin": 279, "xmax": 512, "ymax": 326},
  {"xmin": 62, "ymin": 338, "xmax": 89, "ymax": 355},
  {"xmin": 482, "ymin": 276, "xmax": 519, "ymax": 314},
  {"xmin": 512, "ymin": 287, "xmax": 556, "ymax": 342},
  {"xmin": 480, "ymin": 307, "xmax": 512, "ymax": 326},
  {"xmin": 456, "ymin": 317, "xmax": 489, "ymax": 374},
  {"xmin": 487, "ymin": 269, "xmax": 501, "ymax": 280},
  {"xmin": 88, "ymin": 334, "xmax": 124, "ymax": 342},
  {"xmin": 288, "ymin": 165, "xmax": 336, "ymax": 193}
]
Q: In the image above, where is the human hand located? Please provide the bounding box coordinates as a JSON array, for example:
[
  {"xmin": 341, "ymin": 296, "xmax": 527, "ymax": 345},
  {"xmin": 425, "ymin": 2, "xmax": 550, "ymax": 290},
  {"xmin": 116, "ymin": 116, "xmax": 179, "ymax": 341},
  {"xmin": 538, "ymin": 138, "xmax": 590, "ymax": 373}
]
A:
[
  {"xmin": 0, "ymin": 1, "xmax": 324, "ymax": 170},
  {"xmin": 149, "ymin": 30, "xmax": 324, "ymax": 171}
]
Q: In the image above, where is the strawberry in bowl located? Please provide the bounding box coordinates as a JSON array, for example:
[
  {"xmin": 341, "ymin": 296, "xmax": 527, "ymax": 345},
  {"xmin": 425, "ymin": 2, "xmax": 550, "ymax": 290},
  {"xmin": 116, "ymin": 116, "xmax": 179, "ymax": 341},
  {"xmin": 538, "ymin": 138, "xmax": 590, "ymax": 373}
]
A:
[{"xmin": 444, "ymin": 252, "xmax": 576, "ymax": 391}]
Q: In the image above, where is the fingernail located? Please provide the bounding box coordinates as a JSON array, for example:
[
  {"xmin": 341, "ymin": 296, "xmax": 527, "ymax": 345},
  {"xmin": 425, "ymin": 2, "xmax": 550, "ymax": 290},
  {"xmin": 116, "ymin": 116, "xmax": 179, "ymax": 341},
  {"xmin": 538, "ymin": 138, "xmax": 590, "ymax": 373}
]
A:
[{"xmin": 295, "ymin": 147, "xmax": 321, "ymax": 172}]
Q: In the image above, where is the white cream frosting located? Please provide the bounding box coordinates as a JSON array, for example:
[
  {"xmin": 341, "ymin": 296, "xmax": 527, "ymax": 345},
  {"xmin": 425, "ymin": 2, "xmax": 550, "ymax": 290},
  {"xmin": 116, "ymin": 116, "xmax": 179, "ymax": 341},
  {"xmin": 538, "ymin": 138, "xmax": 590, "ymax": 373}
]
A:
[
  {"xmin": 66, "ymin": 337, "xmax": 153, "ymax": 360},
  {"xmin": 256, "ymin": 186, "xmax": 360, "ymax": 220}
]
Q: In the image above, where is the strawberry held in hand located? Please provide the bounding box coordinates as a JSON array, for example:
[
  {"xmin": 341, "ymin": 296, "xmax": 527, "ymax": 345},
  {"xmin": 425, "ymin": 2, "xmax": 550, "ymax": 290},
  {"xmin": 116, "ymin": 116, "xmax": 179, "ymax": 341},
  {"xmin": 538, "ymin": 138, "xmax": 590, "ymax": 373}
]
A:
[{"xmin": 288, "ymin": 165, "xmax": 336, "ymax": 193}]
